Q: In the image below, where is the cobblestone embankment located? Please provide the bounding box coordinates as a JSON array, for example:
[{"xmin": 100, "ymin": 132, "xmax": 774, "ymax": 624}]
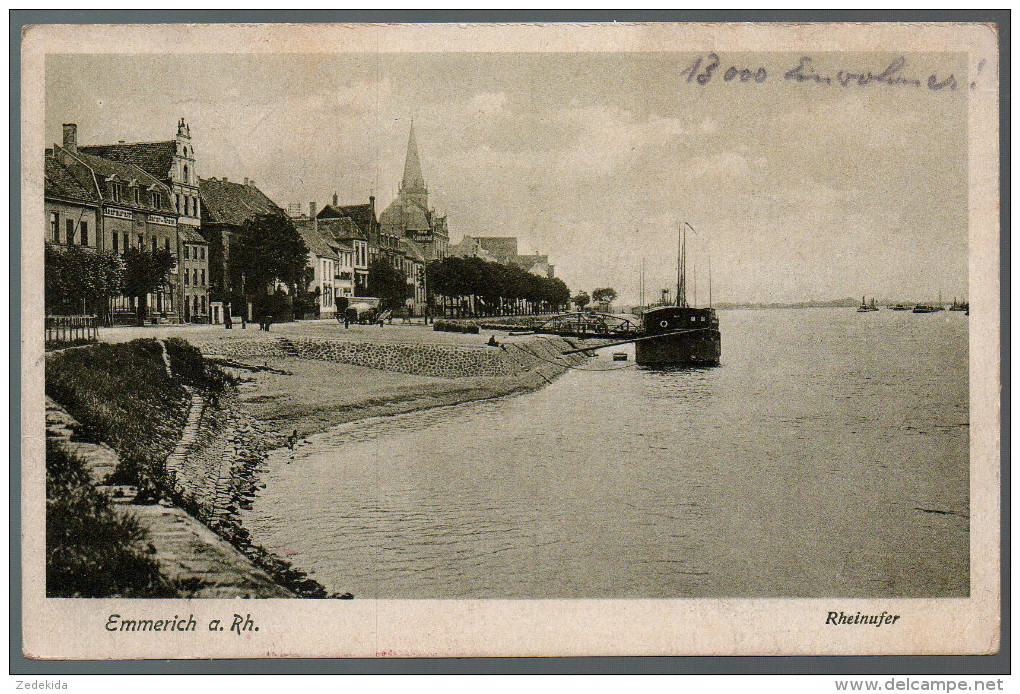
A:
[{"xmin": 190, "ymin": 334, "xmax": 589, "ymax": 380}]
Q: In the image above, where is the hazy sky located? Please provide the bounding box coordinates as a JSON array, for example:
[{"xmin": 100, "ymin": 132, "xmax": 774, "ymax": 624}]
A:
[{"xmin": 46, "ymin": 51, "xmax": 969, "ymax": 304}]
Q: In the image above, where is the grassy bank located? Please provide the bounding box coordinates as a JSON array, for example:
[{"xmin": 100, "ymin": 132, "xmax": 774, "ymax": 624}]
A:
[
  {"xmin": 46, "ymin": 441, "xmax": 180, "ymax": 597},
  {"xmin": 49, "ymin": 330, "xmax": 585, "ymax": 598},
  {"xmin": 45, "ymin": 338, "xmax": 227, "ymax": 496},
  {"xmin": 45, "ymin": 338, "xmax": 338, "ymax": 598}
]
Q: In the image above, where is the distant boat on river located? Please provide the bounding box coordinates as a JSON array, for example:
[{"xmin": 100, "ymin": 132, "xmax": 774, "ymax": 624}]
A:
[{"xmin": 857, "ymin": 296, "xmax": 879, "ymax": 312}]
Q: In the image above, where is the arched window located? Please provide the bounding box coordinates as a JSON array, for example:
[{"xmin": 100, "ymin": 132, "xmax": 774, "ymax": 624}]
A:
[{"xmin": 182, "ymin": 164, "xmax": 189, "ymax": 184}]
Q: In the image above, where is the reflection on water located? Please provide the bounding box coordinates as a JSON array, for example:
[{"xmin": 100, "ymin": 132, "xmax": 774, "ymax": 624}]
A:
[{"xmin": 241, "ymin": 308, "xmax": 969, "ymax": 599}]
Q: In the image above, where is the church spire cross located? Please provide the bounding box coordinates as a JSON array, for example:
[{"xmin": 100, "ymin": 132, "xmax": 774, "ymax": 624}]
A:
[{"xmin": 401, "ymin": 121, "xmax": 426, "ymax": 194}]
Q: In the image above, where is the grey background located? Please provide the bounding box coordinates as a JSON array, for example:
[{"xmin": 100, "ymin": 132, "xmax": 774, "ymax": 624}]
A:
[{"xmin": 10, "ymin": 9, "xmax": 1010, "ymax": 675}]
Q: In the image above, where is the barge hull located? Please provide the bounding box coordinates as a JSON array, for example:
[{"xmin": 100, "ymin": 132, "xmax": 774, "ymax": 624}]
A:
[{"xmin": 635, "ymin": 330, "xmax": 721, "ymax": 367}]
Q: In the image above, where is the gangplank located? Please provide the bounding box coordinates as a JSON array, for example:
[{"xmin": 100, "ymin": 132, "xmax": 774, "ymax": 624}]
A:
[{"xmin": 529, "ymin": 312, "xmax": 642, "ymax": 339}]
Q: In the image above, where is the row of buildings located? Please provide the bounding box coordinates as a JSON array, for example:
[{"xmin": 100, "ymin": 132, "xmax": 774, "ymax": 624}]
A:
[
  {"xmin": 45, "ymin": 119, "xmax": 451, "ymax": 322},
  {"xmin": 45, "ymin": 117, "xmax": 555, "ymax": 323},
  {"xmin": 448, "ymin": 235, "xmax": 555, "ymax": 279}
]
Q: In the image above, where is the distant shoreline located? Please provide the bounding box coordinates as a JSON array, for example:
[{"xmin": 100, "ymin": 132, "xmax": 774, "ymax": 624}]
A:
[{"xmin": 716, "ymin": 302, "xmax": 859, "ymax": 310}]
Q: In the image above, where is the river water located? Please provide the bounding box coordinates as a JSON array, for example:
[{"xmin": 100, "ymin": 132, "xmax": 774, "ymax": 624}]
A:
[{"xmin": 241, "ymin": 308, "xmax": 969, "ymax": 598}]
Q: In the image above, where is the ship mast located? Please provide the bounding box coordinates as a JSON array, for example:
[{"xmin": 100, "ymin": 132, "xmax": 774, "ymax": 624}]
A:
[
  {"xmin": 678, "ymin": 222, "xmax": 698, "ymax": 308},
  {"xmin": 640, "ymin": 255, "xmax": 645, "ymax": 307},
  {"xmin": 708, "ymin": 241, "xmax": 712, "ymax": 309},
  {"xmin": 693, "ymin": 262, "xmax": 698, "ymax": 308},
  {"xmin": 676, "ymin": 223, "xmax": 687, "ymax": 308}
]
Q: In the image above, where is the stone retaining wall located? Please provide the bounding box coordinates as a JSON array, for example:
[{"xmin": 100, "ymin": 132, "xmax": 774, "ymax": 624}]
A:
[
  {"xmin": 193, "ymin": 335, "xmax": 586, "ymax": 379},
  {"xmin": 164, "ymin": 335, "xmax": 590, "ymax": 521}
]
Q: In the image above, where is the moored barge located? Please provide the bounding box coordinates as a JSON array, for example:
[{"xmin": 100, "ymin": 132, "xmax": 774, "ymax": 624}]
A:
[
  {"xmin": 634, "ymin": 221, "xmax": 721, "ymax": 367},
  {"xmin": 635, "ymin": 305, "xmax": 721, "ymax": 366}
]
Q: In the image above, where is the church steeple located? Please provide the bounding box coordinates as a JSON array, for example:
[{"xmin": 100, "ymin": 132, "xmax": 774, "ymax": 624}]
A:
[{"xmin": 400, "ymin": 121, "xmax": 427, "ymax": 196}]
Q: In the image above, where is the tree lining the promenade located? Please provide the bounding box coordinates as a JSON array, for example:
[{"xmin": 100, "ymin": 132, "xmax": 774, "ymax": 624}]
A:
[
  {"xmin": 228, "ymin": 213, "xmax": 309, "ymax": 319},
  {"xmin": 426, "ymin": 256, "xmax": 571, "ymax": 317},
  {"xmin": 45, "ymin": 244, "xmax": 125, "ymax": 321},
  {"xmin": 122, "ymin": 248, "xmax": 178, "ymax": 325},
  {"xmin": 45, "ymin": 243, "xmax": 180, "ymax": 326},
  {"xmin": 368, "ymin": 257, "xmax": 414, "ymax": 311}
]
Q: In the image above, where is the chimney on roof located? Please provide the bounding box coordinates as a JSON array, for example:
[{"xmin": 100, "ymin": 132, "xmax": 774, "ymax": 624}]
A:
[
  {"xmin": 333, "ymin": 192, "xmax": 338, "ymax": 207},
  {"xmin": 244, "ymin": 177, "xmax": 249, "ymax": 186},
  {"xmin": 222, "ymin": 177, "xmax": 228, "ymax": 183},
  {"xmin": 62, "ymin": 123, "xmax": 77, "ymax": 153},
  {"xmin": 249, "ymin": 180, "xmax": 255, "ymax": 187},
  {"xmin": 310, "ymin": 202, "xmax": 317, "ymax": 232},
  {"xmin": 118, "ymin": 140, "xmax": 125, "ymax": 144}
]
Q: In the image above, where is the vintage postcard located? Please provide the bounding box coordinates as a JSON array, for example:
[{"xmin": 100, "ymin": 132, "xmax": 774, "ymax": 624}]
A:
[{"xmin": 20, "ymin": 21, "xmax": 1000, "ymax": 659}]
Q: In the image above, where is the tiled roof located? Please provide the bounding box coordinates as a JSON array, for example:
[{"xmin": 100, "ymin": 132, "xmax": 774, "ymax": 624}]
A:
[
  {"xmin": 398, "ymin": 238, "xmax": 426, "ymax": 263},
  {"xmin": 199, "ymin": 178, "xmax": 285, "ymax": 227},
  {"xmin": 315, "ymin": 203, "xmax": 345, "ymax": 219},
  {"xmin": 80, "ymin": 141, "xmax": 176, "ymax": 181},
  {"xmin": 379, "ymin": 197, "xmax": 430, "ymax": 231},
  {"xmin": 515, "ymin": 253, "xmax": 549, "ymax": 270},
  {"xmin": 323, "ymin": 201, "xmax": 376, "ymax": 234},
  {"xmin": 61, "ymin": 149, "xmax": 176, "ymax": 214},
  {"xmin": 179, "ymin": 226, "xmax": 207, "ymax": 244},
  {"xmin": 296, "ymin": 223, "xmax": 338, "ymax": 261},
  {"xmin": 475, "ymin": 237, "xmax": 519, "ymax": 261},
  {"xmin": 45, "ymin": 156, "xmax": 98, "ymax": 204},
  {"xmin": 318, "ymin": 216, "xmax": 367, "ymax": 242}
]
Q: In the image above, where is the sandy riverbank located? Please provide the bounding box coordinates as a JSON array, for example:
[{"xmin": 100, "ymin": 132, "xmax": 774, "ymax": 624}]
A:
[
  {"xmin": 220, "ymin": 355, "xmax": 570, "ymax": 440},
  {"xmin": 163, "ymin": 321, "xmax": 597, "ymax": 441}
]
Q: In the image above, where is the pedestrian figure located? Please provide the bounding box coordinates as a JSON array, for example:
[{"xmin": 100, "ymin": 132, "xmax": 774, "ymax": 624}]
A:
[
  {"xmin": 287, "ymin": 429, "xmax": 298, "ymax": 449},
  {"xmin": 241, "ymin": 314, "xmax": 247, "ymax": 330},
  {"xmin": 265, "ymin": 315, "xmax": 273, "ymax": 331}
]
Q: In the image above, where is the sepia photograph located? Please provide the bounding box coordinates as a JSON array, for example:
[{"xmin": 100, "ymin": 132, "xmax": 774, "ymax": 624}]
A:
[{"xmin": 19, "ymin": 20, "xmax": 1001, "ymax": 661}]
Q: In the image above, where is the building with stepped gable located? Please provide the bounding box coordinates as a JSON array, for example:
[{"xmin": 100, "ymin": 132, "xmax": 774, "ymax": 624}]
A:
[
  {"xmin": 46, "ymin": 122, "xmax": 187, "ymax": 324},
  {"xmin": 78, "ymin": 118, "xmax": 210, "ymax": 322}
]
